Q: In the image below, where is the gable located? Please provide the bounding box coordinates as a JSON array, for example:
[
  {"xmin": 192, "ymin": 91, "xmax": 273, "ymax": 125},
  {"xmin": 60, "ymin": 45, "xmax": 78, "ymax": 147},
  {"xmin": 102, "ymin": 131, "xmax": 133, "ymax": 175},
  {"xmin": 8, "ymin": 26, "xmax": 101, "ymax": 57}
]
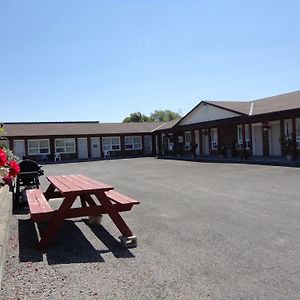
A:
[{"xmin": 178, "ymin": 103, "xmax": 242, "ymax": 126}]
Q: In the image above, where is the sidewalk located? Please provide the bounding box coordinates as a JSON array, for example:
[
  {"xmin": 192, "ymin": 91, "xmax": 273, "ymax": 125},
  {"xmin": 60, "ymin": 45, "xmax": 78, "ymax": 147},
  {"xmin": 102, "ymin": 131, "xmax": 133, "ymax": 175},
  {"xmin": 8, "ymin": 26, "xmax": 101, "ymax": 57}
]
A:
[{"xmin": 0, "ymin": 186, "xmax": 12, "ymax": 291}]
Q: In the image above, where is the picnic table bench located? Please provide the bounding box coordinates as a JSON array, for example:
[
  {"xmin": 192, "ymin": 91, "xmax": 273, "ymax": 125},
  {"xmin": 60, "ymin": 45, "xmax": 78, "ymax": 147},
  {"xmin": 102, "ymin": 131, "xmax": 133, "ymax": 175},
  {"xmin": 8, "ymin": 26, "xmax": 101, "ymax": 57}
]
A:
[{"xmin": 26, "ymin": 174, "xmax": 139, "ymax": 249}]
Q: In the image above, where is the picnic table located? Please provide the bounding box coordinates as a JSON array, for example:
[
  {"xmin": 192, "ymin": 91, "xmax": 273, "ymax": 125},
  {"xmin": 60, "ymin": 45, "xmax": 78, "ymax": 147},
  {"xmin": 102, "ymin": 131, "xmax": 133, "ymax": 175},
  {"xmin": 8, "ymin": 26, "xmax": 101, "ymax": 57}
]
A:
[{"xmin": 26, "ymin": 174, "xmax": 139, "ymax": 249}]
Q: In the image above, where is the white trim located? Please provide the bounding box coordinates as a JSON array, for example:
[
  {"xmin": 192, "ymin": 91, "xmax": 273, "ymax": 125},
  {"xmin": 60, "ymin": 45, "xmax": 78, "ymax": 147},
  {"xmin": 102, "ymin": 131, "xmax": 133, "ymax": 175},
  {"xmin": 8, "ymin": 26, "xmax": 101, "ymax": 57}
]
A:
[
  {"xmin": 236, "ymin": 125, "xmax": 250, "ymax": 149},
  {"xmin": 28, "ymin": 139, "xmax": 50, "ymax": 155},
  {"xmin": 55, "ymin": 138, "xmax": 76, "ymax": 154},
  {"xmin": 77, "ymin": 137, "xmax": 88, "ymax": 159},
  {"xmin": 13, "ymin": 140, "xmax": 25, "ymax": 158},
  {"xmin": 184, "ymin": 131, "xmax": 192, "ymax": 151},
  {"xmin": 210, "ymin": 128, "xmax": 218, "ymax": 150},
  {"xmin": 102, "ymin": 136, "xmax": 121, "ymax": 151},
  {"xmin": 125, "ymin": 135, "xmax": 142, "ymax": 150}
]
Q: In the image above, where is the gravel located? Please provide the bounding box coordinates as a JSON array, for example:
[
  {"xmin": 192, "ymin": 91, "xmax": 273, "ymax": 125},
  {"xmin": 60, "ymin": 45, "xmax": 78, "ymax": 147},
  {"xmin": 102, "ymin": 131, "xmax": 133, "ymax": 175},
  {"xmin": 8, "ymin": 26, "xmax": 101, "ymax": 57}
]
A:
[{"xmin": 1, "ymin": 158, "xmax": 300, "ymax": 299}]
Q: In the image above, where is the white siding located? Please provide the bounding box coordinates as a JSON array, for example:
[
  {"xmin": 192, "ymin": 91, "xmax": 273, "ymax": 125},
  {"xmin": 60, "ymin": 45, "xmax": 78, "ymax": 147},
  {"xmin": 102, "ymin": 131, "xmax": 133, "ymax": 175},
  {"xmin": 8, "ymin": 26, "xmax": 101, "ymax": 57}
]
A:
[{"xmin": 179, "ymin": 103, "xmax": 240, "ymax": 126}]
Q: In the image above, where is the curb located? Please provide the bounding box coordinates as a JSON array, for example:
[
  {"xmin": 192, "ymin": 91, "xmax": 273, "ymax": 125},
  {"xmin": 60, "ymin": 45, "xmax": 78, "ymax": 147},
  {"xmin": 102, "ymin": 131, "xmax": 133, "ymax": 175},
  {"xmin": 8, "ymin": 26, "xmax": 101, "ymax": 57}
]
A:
[{"xmin": 0, "ymin": 186, "xmax": 12, "ymax": 291}]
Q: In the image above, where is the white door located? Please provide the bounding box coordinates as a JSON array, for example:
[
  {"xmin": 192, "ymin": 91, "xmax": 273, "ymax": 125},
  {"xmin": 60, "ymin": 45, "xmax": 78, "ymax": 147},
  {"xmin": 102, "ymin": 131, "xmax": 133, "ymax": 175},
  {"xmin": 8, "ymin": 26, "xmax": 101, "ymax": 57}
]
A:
[
  {"xmin": 13, "ymin": 140, "xmax": 25, "ymax": 159},
  {"xmin": 91, "ymin": 137, "xmax": 101, "ymax": 158},
  {"xmin": 195, "ymin": 130, "xmax": 200, "ymax": 155},
  {"xmin": 144, "ymin": 135, "xmax": 152, "ymax": 155},
  {"xmin": 269, "ymin": 122, "xmax": 281, "ymax": 156},
  {"xmin": 202, "ymin": 131, "xmax": 209, "ymax": 155},
  {"xmin": 78, "ymin": 138, "xmax": 88, "ymax": 159},
  {"xmin": 252, "ymin": 125, "xmax": 263, "ymax": 156}
]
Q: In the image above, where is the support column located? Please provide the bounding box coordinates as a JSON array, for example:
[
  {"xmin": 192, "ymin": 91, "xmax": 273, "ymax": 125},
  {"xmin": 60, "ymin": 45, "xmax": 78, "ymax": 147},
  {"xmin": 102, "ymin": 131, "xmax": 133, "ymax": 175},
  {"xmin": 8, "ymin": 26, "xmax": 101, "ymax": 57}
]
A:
[
  {"xmin": 280, "ymin": 120, "xmax": 285, "ymax": 156},
  {"xmin": 87, "ymin": 137, "xmax": 91, "ymax": 159},
  {"xmin": 242, "ymin": 124, "xmax": 246, "ymax": 159},
  {"xmin": 292, "ymin": 116, "xmax": 297, "ymax": 160},
  {"xmin": 199, "ymin": 130, "xmax": 203, "ymax": 156}
]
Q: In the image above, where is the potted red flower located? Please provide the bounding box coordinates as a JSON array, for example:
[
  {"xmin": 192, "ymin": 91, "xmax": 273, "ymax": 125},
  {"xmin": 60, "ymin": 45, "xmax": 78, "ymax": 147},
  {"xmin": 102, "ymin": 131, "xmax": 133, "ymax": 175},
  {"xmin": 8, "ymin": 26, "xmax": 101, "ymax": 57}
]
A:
[{"xmin": 0, "ymin": 147, "xmax": 20, "ymax": 187}]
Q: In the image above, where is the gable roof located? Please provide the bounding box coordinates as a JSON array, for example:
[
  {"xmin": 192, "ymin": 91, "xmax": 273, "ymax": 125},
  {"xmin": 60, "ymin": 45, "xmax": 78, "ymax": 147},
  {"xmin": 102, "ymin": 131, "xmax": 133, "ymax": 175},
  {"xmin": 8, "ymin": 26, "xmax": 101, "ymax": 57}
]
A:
[
  {"xmin": 205, "ymin": 101, "xmax": 252, "ymax": 115},
  {"xmin": 177, "ymin": 90, "xmax": 300, "ymax": 126}
]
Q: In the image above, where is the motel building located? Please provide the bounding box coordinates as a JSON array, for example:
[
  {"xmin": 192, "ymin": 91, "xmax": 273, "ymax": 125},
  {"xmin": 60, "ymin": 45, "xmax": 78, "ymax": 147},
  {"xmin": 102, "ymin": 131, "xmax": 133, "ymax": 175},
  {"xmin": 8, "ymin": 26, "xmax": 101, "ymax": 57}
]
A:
[{"xmin": 2, "ymin": 91, "xmax": 300, "ymax": 164}]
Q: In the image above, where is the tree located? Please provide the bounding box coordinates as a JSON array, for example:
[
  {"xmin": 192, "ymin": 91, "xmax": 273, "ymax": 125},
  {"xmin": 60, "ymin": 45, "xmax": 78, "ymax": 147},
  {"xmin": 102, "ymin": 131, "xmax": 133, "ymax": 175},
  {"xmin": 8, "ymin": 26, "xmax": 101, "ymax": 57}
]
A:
[
  {"xmin": 123, "ymin": 112, "xmax": 150, "ymax": 123},
  {"xmin": 150, "ymin": 110, "xmax": 181, "ymax": 122},
  {"xmin": 123, "ymin": 109, "xmax": 181, "ymax": 123}
]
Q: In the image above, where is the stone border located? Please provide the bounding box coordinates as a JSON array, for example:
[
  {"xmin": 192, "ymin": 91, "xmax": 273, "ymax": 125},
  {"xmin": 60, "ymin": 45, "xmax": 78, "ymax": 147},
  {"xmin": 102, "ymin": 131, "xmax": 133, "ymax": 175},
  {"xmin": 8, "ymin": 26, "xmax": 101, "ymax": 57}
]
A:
[{"xmin": 0, "ymin": 186, "xmax": 12, "ymax": 291}]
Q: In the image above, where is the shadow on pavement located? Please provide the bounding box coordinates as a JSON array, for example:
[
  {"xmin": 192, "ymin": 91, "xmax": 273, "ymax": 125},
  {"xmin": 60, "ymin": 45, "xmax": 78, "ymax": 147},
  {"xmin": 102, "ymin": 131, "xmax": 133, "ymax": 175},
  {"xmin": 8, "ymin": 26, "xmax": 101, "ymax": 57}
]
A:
[
  {"xmin": 18, "ymin": 219, "xmax": 135, "ymax": 265},
  {"xmin": 83, "ymin": 219, "xmax": 135, "ymax": 259}
]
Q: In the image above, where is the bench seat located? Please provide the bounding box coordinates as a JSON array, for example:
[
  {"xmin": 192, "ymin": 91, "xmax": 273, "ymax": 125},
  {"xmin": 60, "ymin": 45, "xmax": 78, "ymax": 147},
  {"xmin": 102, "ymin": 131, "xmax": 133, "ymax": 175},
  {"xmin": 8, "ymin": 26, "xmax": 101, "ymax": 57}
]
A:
[
  {"xmin": 105, "ymin": 190, "xmax": 139, "ymax": 209},
  {"xmin": 26, "ymin": 189, "xmax": 54, "ymax": 222}
]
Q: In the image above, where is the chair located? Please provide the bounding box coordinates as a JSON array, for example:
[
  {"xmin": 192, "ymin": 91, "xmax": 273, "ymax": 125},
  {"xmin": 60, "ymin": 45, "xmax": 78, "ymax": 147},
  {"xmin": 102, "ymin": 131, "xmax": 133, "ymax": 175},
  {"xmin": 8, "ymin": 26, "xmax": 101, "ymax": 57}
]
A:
[
  {"xmin": 104, "ymin": 150, "xmax": 110, "ymax": 159},
  {"xmin": 54, "ymin": 152, "xmax": 61, "ymax": 162}
]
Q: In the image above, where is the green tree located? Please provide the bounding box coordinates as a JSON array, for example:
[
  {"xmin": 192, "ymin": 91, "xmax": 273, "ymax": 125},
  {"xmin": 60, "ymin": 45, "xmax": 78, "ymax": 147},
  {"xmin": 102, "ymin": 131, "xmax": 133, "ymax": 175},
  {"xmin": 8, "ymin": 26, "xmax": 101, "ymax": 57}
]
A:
[
  {"xmin": 123, "ymin": 112, "xmax": 150, "ymax": 123},
  {"xmin": 150, "ymin": 110, "xmax": 181, "ymax": 122}
]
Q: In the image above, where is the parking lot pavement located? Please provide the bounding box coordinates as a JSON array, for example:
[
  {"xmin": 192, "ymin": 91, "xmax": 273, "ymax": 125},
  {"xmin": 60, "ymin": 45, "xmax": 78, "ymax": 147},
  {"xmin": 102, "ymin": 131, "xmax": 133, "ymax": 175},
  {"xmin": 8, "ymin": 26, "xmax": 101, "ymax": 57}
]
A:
[{"xmin": 1, "ymin": 158, "xmax": 300, "ymax": 299}]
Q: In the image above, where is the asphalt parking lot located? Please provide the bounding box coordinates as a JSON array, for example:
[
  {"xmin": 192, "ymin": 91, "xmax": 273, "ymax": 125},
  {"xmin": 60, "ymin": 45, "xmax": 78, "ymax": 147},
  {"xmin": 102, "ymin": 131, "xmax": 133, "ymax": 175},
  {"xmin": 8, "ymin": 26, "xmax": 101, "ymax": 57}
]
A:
[{"xmin": 1, "ymin": 158, "xmax": 300, "ymax": 299}]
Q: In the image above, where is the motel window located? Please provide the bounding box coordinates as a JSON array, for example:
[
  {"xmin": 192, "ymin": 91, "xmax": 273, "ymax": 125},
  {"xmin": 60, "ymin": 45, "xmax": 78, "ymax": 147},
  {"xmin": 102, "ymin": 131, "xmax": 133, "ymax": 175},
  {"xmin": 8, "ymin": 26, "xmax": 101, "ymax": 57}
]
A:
[
  {"xmin": 185, "ymin": 131, "xmax": 192, "ymax": 151},
  {"xmin": 211, "ymin": 128, "xmax": 218, "ymax": 150},
  {"xmin": 55, "ymin": 138, "xmax": 76, "ymax": 153},
  {"xmin": 125, "ymin": 136, "xmax": 142, "ymax": 150},
  {"xmin": 102, "ymin": 137, "xmax": 121, "ymax": 151},
  {"xmin": 28, "ymin": 139, "xmax": 50, "ymax": 155},
  {"xmin": 237, "ymin": 125, "xmax": 250, "ymax": 149}
]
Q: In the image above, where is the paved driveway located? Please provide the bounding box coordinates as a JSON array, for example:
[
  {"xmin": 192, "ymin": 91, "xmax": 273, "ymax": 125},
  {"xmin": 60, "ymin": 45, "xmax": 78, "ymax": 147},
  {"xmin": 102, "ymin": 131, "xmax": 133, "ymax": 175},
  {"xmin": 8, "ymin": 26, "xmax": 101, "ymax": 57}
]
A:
[{"xmin": 1, "ymin": 158, "xmax": 300, "ymax": 299}]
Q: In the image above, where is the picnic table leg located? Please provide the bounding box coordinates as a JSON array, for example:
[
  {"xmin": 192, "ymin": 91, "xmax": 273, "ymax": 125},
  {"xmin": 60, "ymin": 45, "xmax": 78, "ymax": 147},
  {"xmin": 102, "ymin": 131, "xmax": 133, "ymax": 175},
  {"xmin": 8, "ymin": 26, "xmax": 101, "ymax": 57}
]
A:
[
  {"xmin": 80, "ymin": 195, "xmax": 103, "ymax": 225},
  {"xmin": 37, "ymin": 195, "xmax": 77, "ymax": 249},
  {"xmin": 95, "ymin": 192, "xmax": 133, "ymax": 237},
  {"xmin": 44, "ymin": 184, "xmax": 55, "ymax": 200}
]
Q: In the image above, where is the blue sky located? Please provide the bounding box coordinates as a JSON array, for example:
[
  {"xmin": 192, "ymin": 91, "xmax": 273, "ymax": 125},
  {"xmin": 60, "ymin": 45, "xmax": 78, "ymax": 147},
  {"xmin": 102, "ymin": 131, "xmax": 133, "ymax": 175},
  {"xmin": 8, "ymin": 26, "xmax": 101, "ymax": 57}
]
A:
[{"xmin": 1, "ymin": 0, "xmax": 300, "ymax": 122}]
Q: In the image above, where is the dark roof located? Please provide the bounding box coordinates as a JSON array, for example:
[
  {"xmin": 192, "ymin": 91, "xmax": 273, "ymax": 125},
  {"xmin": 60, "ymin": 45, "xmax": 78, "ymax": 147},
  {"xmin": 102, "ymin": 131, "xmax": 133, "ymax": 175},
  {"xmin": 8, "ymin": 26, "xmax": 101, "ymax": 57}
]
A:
[
  {"xmin": 205, "ymin": 101, "xmax": 251, "ymax": 115},
  {"xmin": 251, "ymin": 91, "xmax": 300, "ymax": 115},
  {"xmin": 4, "ymin": 122, "xmax": 164, "ymax": 137},
  {"xmin": 206, "ymin": 91, "xmax": 300, "ymax": 116},
  {"xmin": 153, "ymin": 119, "xmax": 181, "ymax": 131}
]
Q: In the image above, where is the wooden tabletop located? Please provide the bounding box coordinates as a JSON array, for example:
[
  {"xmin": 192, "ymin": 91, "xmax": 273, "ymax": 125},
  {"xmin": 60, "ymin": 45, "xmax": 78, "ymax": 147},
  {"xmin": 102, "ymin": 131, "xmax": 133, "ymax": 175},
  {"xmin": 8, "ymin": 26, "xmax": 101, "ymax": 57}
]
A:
[{"xmin": 46, "ymin": 174, "xmax": 114, "ymax": 195}]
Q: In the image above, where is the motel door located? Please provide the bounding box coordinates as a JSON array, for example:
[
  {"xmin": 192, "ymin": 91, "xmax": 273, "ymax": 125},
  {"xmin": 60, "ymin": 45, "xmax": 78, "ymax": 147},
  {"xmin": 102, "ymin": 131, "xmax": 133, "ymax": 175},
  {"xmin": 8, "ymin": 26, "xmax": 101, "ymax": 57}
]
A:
[
  {"xmin": 91, "ymin": 137, "xmax": 101, "ymax": 158},
  {"xmin": 77, "ymin": 138, "xmax": 88, "ymax": 159},
  {"xmin": 13, "ymin": 140, "xmax": 25, "ymax": 159},
  {"xmin": 252, "ymin": 125, "xmax": 263, "ymax": 156},
  {"xmin": 269, "ymin": 122, "xmax": 281, "ymax": 156},
  {"xmin": 144, "ymin": 135, "xmax": 152, "ymax": 155},
  {"xmin": 202, "ymin": 130, "xmax": 209, "ymax": 155}
]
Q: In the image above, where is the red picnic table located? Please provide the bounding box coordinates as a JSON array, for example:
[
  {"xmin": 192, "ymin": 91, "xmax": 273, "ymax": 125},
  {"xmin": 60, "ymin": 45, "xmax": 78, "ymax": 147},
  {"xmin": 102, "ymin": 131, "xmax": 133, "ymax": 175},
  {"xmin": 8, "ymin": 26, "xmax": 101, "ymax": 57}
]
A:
[{"xmin": 26, "ymin": 174, "xmax": 139, "ymax": 249}]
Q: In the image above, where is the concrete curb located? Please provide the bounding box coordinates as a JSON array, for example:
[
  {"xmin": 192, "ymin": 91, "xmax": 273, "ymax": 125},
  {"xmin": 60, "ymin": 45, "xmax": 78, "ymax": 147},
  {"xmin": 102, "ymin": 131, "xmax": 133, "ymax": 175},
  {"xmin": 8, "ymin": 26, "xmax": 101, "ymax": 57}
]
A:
[{"xmin": 0, "ymin": 186, "xmax": 12, "ymax": 291}]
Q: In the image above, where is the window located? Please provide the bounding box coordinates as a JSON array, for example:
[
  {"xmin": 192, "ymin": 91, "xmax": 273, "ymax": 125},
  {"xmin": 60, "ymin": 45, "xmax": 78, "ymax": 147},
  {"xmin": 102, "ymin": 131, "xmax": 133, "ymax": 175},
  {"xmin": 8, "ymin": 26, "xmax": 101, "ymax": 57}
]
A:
[
  {"xmin": 237, "ymin": 125, "xmax": 250, "ymax": 149},
  {"xmin": 28, "ymin": 139, "xmax": 50, "ymax": 155},
  {"xmin": 210, "ymin": 128, "xmax": 218, "ymax": 150},
  {"xmin": 185, "ymin": 131, "xmax": 192, "ymax": 151},
  {"xmin": 102, "ymin": 137, "xmax": 120, "ymax": 151},
  {"xmin": 55, "ymin": 138, "xmax": 75, "ymax": 153},
  {"xmin": 125, "ymin": 136, "xmax": 142, "ymax": 150}
]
